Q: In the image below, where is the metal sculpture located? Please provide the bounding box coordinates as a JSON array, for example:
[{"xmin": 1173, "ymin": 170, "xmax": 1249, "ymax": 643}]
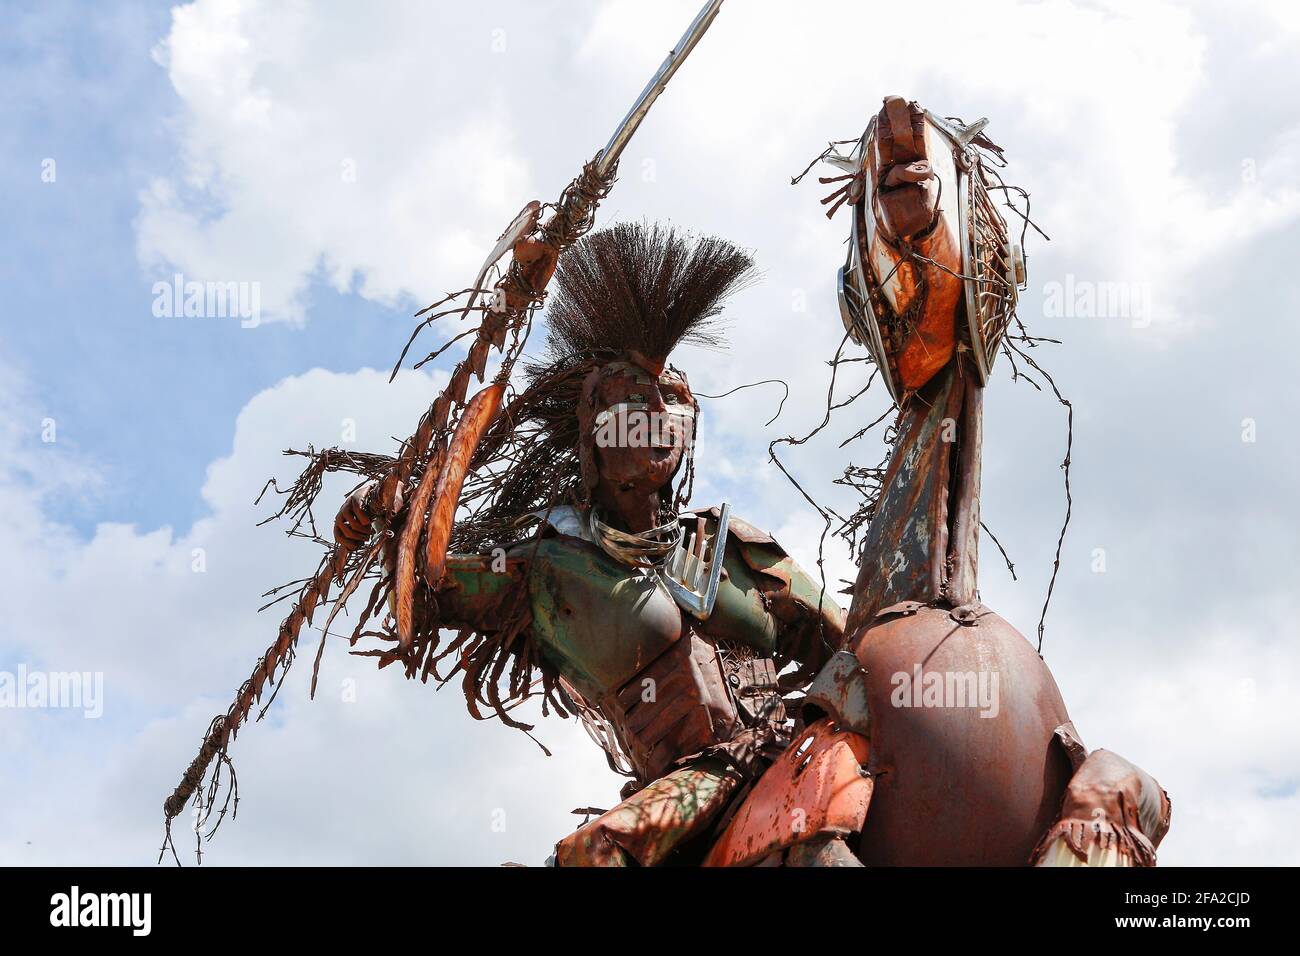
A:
[
  {"xmin": 161, "ymin": 4, "xmax": 1171, "ymax": 867},
  {"xmin": 723, "ymin": 95, "xmax": 1171, "ymax": 866},
  {"xmin": 160, "ymin": 0, "xmax": 737, "ymax": 863}
]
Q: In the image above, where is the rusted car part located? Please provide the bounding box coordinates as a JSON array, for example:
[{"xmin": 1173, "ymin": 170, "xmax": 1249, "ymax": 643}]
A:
[
  {"xmin": 511, "ymin": 510, "xmax": 826, "ymax": 788},
  {"xmin": 845, "ymin": 363, "xmax": 981, "ymax": 634},
  {"xmin": 699, "ymin": 652, "xmax": 873, "ymax": 867},
  {"xmin": 555, "ymin": 756, "xmax": 742, "ymax": 866},
  {"xmin": 851, "ymin": 602, "xmax": 1074, "ymax": 866},
  {"xmin": 832, "ymin": 96, "xmax": 1026, "ymax": 404},
  {"xmin": 660, "ymin": 502, "xmax": 731, "ymax": 620},
  {"xmin": 415, "ymin": 383, "xmax": 507, "ymax": 620},
  {"xmin": 801, "ymin": 650, "xmax": 872, "ymax": 738},
  {"xmin": 704, "ymin": 717, "xmax": 871, "ymax": 867},
  {"xmin": 395, "ymin": 444, "xmax": 445, "ymax": 648}
]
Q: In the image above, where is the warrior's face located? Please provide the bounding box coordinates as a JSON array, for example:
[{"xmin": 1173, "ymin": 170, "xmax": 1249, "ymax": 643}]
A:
[{"xmin": 579, "ymin": 356, "xmax": 696, "ymax": 532}]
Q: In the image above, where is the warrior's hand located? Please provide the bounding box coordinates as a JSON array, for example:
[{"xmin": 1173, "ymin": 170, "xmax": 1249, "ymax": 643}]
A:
[{"xmin": 334, "ymin": 482, "xmax": 378, "ymax": 551}]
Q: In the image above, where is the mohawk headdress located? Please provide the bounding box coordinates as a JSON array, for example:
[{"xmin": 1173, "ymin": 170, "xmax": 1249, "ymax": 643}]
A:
[
  {"xmin": 543, "ymin": 220, "xmax": 751, "ymax": 368},
  {"xmin": 451, "ymin": 221, "xmax": 756, "ymax": 554}
]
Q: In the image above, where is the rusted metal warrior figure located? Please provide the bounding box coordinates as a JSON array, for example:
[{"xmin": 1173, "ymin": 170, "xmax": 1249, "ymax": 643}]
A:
[{"xmin": 341, "ymin": 223, "xmax": 846, "ymax": 865}]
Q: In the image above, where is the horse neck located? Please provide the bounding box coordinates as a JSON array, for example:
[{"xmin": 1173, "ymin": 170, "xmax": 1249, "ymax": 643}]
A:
[{"xmin": 845, "ymin": 360, "xmax": 984, "ymax": 635}]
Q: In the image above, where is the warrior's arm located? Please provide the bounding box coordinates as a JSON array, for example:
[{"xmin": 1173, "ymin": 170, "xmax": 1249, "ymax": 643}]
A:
[
  {"xmin": 725, "ymin": 530, "xmax": 846, "ymax": 685},
  {"xmin": 335, "ymin": 482, "xmax": 532, "ymax": 632},
  {"xmin": 430, "ymin": 553, "xmax": 531, "ymax": 631},
  {"xmin": 769, "ymin": 554, "xmax": 846, "ymax": 686}
]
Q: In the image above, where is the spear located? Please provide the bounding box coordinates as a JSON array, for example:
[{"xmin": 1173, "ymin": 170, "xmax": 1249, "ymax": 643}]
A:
[
  {"xmin": 407, "ymin": 0, "xmax": 726, "ymax": 642},
  {"xmin": 163, "ymin": 0, "xmax": 727, "ymax": 850}
]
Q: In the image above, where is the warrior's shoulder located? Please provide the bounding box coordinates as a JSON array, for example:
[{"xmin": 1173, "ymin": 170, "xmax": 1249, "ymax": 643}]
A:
[
  {"xmin": 681, "ymin": 505, "xmax": 775, "ymax": 544},
  {"xmin": 684, "ymin": 505, "xmax": 841, "ymax": 620},
  {"xmin": 681, "ymin": 505, "xmax": 785, "ymax": 556}
]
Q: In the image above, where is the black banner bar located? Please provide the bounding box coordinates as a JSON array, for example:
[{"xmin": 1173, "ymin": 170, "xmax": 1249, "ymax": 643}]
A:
[{"xmin": 0, "ymin": 865, "xmax": 1278, "ymax": 943}]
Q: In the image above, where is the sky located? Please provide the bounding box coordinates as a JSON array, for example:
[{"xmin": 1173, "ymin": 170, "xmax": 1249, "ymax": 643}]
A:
[{"xmin": 1, "ymin": 0, "xmax": 1298, "ymax": 866}]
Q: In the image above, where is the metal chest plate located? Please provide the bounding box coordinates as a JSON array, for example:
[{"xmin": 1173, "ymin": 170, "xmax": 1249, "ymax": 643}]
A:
[
  {"xmin": 526, "ymin": 538, "xmax": 683, "ymax": 698},
  {"xmin": 526, "ymin": 531, "xmax": 780, "ymax": 702}
]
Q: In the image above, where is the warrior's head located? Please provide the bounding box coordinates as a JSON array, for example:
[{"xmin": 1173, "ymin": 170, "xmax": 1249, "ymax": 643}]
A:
[
  {"xmin": 450, "ymin": 222, "xmax": 753, "ymax": 552},
  {"xmin": 547, "ymin": 221, "xmax": 754, "ymax": 533},
  {"xmin": 576, "ymin": 355, "xmax": 696, "ymax": 533}
]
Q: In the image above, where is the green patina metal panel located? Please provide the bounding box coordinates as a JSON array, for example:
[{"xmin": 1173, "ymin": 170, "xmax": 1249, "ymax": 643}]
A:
[
  {"xmin": 702, "ymin": 540, "xmax": 780, "ymax": 653},
  {"xmin": 524, "ymin": 538, "xmax": 684, "ymax": 697}
]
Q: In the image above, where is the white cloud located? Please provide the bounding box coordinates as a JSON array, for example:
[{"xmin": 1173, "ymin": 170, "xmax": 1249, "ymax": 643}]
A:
[
  {"xmin": 1047, "ymin": 615, "xmax": 1300, "ymax": 866},
  {"xmin": 579, "ymin": 0, "xmax": 1300, "ymax": 339},
  {"xmin": 138, "ymin": 0, "xmax": 1300, "ymax": 342},
  {"xmin": 137, "ymin": 0, "xmax": 540, "ymax": 322}
]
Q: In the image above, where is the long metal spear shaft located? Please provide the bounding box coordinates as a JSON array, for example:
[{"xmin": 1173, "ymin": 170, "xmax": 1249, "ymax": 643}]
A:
[
  {"xmin": 598, "ymin": 0, "xmax": 724, "ymax": 177},
  {"xmin": 526, "ymin": 0, "xmax": 725, "ymax": 248}
]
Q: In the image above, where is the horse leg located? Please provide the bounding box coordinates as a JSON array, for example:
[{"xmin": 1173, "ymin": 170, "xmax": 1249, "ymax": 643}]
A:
[{"xmin": 1032, "ymin": 748, "xmax": 1172, "ymax": 867}]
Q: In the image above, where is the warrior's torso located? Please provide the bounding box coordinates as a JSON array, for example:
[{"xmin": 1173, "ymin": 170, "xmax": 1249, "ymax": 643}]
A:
[{"xmin": 484, "ymin": 508, "xmax": 840, "ymax": 785}]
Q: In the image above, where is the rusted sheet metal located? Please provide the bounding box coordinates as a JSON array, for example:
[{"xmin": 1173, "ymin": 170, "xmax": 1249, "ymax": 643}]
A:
[
  {"xmin": 835, "ymin": 97, "xmax": 1025, "ymax": 405},
  {"xmin": 802, "ymin": 650, "xmax": 872, "ymax": 738},
  {"xmin": 502, "ymin": 236, "xmax": 560, "ymax": 312},
  {"xmin": 846, "ymin": 363, "xmax": 986, "ymax": 633},
  {"xmin": 522, "ymin": 533, "xmax": 749, "ymax": 785},
  {"xmin": 611, "ymin": 633, "xmax": 742, "ymax": 784},
  {"xmin": 786, "ymin": 835, "xmax": 863, "ymax": 867},
  {"xmin": 943, "ymin": 371, "xmax": 982, "ymax": 607},
  {"xmin": 703, "ymin": 718, "xmax": 871, "ymax": 867},
  {"xmin": 699, "ymin": 540, "xmax": 781, "ymax": 652},
  {"xmin": 850, "ymin": 603, "xmax": 1074, "ymax": 866},
  {"xmin": 435, "ymin": 555, "xmax": 529, "ymax": 632},
  {"xmin": 845, "ymin": 368, "xmax": 961, "ymax": 634},
  {"xmin": 554, "ymin": 756, "xmax": 741, "ymax": 866},
  {"xmin": 423, "ymin": 382, "xmax": 507, "ymax": 591},
  {"xmin": 706, "ymin": 531, "xmax": 846, "ymax": 683},
  {"xmin": 685, "ymin": 505, "xmax": 779, "ymax": 546},
  {"xmin": 332, "ymin": 485, "xmax": 374, "ymax": 548},
  {"xmin": 527, "ymin": 536, "xmax": 684, "ymax": 697},
  {"xmin": 1032, "ymin": 749, "xmax": 1172, "ymax": 867},
  {"xmin": 858, "ymin": 97, "xmax": 964, "ymax": 395},
  {"xmin": 1053, "ymin": 720, "xmax": 1089, "ymax": 771},
  {"xmin": 395, "ymin": 444, "xmax": 445, "ymax": 647}
]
